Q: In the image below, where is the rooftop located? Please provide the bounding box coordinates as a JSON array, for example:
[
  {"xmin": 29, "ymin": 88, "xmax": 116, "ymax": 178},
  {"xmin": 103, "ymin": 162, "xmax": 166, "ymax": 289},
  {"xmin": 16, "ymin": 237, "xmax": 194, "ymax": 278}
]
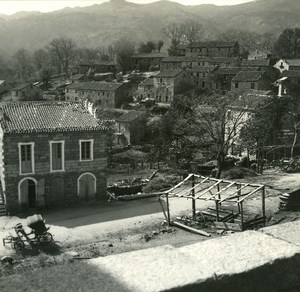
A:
[
  {"xmin": 282, "ymin": 70, "xmax": 300, "ymax": 78},
  {"xmin": 210, "ymin": 57, "xmax": 240, "ymax": 63},
  {"xmin": 139, "ymin": 78, "xmax": 154, "ymax": 86},
  {"xmin": 66, "ymin": 81, "xmax": 123, "ymax": 91},
  {"xmin": 187, "ymin": 41, "xmax": 237, "ymax": 48},
  {"xmin": 242, "ymin": 59, "xmax": 270, "ymax": 67},
  {"xmin": 156, "ymin": 69, "xmax": 184, "ymax": 78},
  {"xmin": 216, "ymin": 67, "xmax": 242, "ymax": 75},
  {"xmin": 0, "ymin": 102, "xmax": 106, "ymax": 134},
  {"xmin": 232, "ymin": 71, "xmax": 264, "ymax": 82},
  {"xmin": 12, "ymin": 83, "xmax": 33, "ymax": 91},
  {"xmin": 161, "ymin": 56, "xmax": 210, "ymax": 63},
  {"xmin": 0, "ymin": 80, "xmax": 5, "ymax": 86},
  {"xmin": 69, "ymin": 74, "xmax": 85, "ymax": 81},
  {"xmin": 132, "ymin": 53, "xmax": 167, "ymax": 59},
  {"xmin": 286, "ymin": 59, "xmax": 300, "ymax": 66}
]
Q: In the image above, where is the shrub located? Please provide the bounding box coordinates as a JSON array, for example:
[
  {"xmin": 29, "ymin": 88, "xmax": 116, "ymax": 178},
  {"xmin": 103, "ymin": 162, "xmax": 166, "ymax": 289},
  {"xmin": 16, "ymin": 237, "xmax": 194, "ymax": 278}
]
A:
[
  {"xmin": 222, "ymin": 167, "xmax": 256, "ymax": 180},
  {"xmin": 143, "ymin": 177, "xmax": 178, "ymax": 193}
]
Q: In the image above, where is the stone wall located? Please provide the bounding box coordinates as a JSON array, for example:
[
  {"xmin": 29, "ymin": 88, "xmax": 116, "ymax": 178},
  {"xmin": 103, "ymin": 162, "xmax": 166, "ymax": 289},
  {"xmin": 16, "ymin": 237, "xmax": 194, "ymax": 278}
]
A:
[{"xmin": 2, "ymin": 130, "xmax": 107, "ymax": 213}]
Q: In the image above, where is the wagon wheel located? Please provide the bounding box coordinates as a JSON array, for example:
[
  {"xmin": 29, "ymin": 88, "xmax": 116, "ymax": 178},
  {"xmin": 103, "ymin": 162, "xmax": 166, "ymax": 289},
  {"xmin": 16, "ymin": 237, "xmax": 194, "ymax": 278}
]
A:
[
  {"xmin": 13, "ymin": 240, "xmax": 25, "ymax": 250},
  {"xmin": 38, "ymin": 232, "xmax": 53, "ymax": 244}
]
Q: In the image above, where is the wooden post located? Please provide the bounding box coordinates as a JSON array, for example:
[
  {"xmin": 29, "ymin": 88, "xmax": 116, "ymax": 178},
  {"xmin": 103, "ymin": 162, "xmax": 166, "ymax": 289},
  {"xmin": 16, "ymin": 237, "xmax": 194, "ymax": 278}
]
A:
[
  {"xmin": 240, "ymin": 202, "xmax": 244, "ymax": 230},
  {"xmin": 166, "ymin": 193, "xmax": 171, "ymax": 226},
  {"xmin": 262, "ymin": 186, "xmax": 266, "ymax": 225},
  {"xmin": 192, "ymin": 175, "xmax": 196, "ymax": 219},
  {"xmin": 216, "ymin": 183, "xmax": 220, "ymax": 221},
  {"xmin": 237, "ymin": 184, "xmax": 241, "ymax": 213}
]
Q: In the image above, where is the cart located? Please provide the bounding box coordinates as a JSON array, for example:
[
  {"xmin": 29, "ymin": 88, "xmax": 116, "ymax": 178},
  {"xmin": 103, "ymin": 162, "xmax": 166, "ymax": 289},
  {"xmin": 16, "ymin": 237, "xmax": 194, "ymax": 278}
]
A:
[{"xmin": 3, "ymin": 214, "xmax": 53, "ymax": 250}]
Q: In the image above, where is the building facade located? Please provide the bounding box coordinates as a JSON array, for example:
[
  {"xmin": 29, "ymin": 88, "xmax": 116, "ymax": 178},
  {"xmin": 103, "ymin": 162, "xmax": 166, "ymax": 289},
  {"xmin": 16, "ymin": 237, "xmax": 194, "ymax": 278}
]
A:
[
  {"xmin": 0, "ymin": 102, "xmax": 107, "ymax": 213},
  {"xmin": 11, "ymin": 83, "xmax": 42, "ymax": 101}
]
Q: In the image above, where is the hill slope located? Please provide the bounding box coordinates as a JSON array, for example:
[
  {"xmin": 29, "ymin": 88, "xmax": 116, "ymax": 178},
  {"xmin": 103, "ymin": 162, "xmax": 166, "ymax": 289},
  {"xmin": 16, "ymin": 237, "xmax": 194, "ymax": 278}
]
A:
[{"xmin": 0, "ymin": 0, "xmax": 299, "ymax": 55}]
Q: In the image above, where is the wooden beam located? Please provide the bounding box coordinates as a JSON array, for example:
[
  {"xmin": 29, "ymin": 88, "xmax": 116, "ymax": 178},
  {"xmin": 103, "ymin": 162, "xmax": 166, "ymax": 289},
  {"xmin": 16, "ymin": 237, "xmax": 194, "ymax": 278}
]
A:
[
  {"xmin": 195, "ymin": 180, "xmax": 222, "ymax": 199},
  {"xmin": 205, "ymin": 181, "xmax": 236, "ymax": 201},
  {"xmin": 164, "ymin": 173, "xmax": 193, "ymax": 194},
  {"xmin": 172, "ymin": 221, "xmax": 211, "ymax": 237},
  {"xmin": 178, "ymin": 177, "xmax": 210, "ymax": 197},
  {"xmin": 219, "ymin": 183, "xmax": 250, "ymax": 203},
  {"xmin": 237, "ymin": 186, "xmax": 264, "ymax": 203},
  {"xmin": 213, "ymin": 221, "xmax": 242, "ymax": 232}
]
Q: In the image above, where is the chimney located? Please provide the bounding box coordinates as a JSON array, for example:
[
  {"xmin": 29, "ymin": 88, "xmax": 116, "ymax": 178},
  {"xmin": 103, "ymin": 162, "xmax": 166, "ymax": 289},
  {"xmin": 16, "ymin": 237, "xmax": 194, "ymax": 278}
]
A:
[{"xmin": 278, "ymin": 82, "xmax": 282, "ymax": 97}]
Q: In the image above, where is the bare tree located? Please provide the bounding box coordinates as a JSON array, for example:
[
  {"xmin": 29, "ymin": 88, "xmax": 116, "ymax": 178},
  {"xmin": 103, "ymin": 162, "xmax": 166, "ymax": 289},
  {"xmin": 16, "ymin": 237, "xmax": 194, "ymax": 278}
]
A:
[
  {"xmin": 48, "ymin": 37, "xmax": 77, "ymax": 77},
  {"xmin": 32, "ymin": 48, "xmax": 49, "ymax": 71},
  {"xmin": 163, "ymin": 23, "xmax": 185, "ymax": 46},
  {"xmin": 12, "ymin": 49, "xmax": 33, "ymax": 81},
  {"xmin": 114, "ymin": 38, "xmax": 135, "ymax": 74},
  {"xmin": 182, "ymin": 20, "xmax": 203, "ymax": 44}
]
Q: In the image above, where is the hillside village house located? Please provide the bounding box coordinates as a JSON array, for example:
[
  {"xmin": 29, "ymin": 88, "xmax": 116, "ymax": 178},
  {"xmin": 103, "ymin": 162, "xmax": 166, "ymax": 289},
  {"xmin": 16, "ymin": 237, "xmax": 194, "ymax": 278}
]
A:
[
  {"xmin": 153, "ymin": 69, "xmax": 187, "ymax": 103},
  {"xmin": 131, "ymin": 53, "xmax": 166, "ymax": 71},
  {"xmin": 160, "ymin": 56, "xmax": 211, "ymax": 70},
  {"xmin": 137, "ymin": 78, "xmax": 155, "ymax": 100},
  {"xmin": 231, "ymin": 71, "xmax": 271, "ymax": 91},
  {"xmin": 0, "ymin": 102, "xmax": 107, "ymax": 214},
  {"xmin": 213, "ymin": 67, "xmax": 242, "ymax": 91},
  {"xmin": 186, "ymin": 42, "xmax": 240, "ymax": 58},
  {"xmin": 188, "ymin": 66, "xmax": 218, "ymax": 90},
  {"xmin": 248, "ymin": 49, "xmax": 271, "ymax": 60},
  {"xmin": 274, "ymin": 59, "xmax": 300, "ymax": 73},
  {"xmin": 11, "ymin": 83, "xmax": 42, "ymax": 101},
  {"xmin": 241, "ymin": 59, "xmax": 272, "ymax": 73},
  {"xmin": 65, "ymin": 82, "xmax": 125, "ymax": 108},
  {"xmin": 78, "ymin": 61, "xmax": 117, "ymax": 75},
  {"xmin": 209, "ymin": 57, "xmax": 241, "ymax": 68}
]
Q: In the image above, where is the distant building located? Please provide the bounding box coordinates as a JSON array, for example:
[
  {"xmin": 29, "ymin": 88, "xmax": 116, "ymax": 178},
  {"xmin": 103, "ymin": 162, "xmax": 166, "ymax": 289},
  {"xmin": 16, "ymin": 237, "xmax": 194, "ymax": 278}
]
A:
[
  {"xmin": 69, "ymin": 74, "xmax": 86, "ymax": 83},
  {"xmin": 11, "ymin": 83, "xmax": 42, "ymax": 101},
  {"xmin": 248, "ymin": 49, "xmax": 271, "ymax": 60},
  {"xmin": 160, "ymin": 56, "xmax": 211, "ymax": 70},
  {"xmin": 65, "ymin": 82, "xmax": 126, "ymax": 108},
  {"xmin": 241, "ymin": 59, "xmax": 271, "ymax": 73},
  {"xmin": 137, "ymin": 78, "xmax": 155, "ymax": 100},
  {"xmin": 0, "ymin": 102, "xmax": 107, "ymax": 213},
  {"xmin": 209, "ymin": 57, "xmax": 241, "ymax": 68},
  {"xmin": 153, "ymin": 69, "xmax": 188, "ymax": 103},
  {"xmin": 186, "ymin": 42, "xmax": 240, "ymax": 58},
  {"xmin": 188, "ymin": 66, "xmax": 218, "ymax": 90},
  {"xmin": 274, "ymin": 59, "xmax": 300, "ymax": 73},
  {"xmin": 78, "ymin": 61, "xmax": 117, "ymax": 75},
  {"xmin": 231, "ymin": 71, "xmax": 271, "ymax": 91},
  {"xmin": 131, "ymin": 53, "xmax": 167, "ymax": 71}
]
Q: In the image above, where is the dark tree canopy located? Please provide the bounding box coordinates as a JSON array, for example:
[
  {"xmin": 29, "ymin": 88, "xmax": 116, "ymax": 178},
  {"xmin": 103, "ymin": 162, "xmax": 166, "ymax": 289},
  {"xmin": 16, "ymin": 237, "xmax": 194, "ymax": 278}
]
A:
[{"xmin": 273, "ymin": 27, "xmax": 300, "ymax": 59}]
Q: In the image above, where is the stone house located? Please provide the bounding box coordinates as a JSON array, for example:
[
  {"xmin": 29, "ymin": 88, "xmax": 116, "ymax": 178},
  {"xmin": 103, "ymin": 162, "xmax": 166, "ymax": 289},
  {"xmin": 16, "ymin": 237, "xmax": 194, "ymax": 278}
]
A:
[
  {"xmin": 188, "ymin": 66, "xmax": 218, "ymax": 90},
  {"xmin": 248, "ymin": 49, "xmax": 271, "ymax": 60},
  {"xmin": 274, "ymin": 59, "xmax": 300, "ymax": 74},
  {"xmin": 11, "ymin": 83, "xmax": 42, "ymax": 101},
  {"xmin": 78, "ymin": 61, "xmax": 117, "ymax": 75},
  {"xmin": 186, "ymin": 42, "xmax": 240, "ymax": 58},
  {"xmin": 160, "ymin": 56, "xmax": 210, "ymax": 70},
  {"xmin": 213, "ymin": 67, "xmax": 243, "ymax": 91},
  {"xmin": 137, "ymin": 78, "xmax": 155, "ymax": 100},
  {"xmin": 241, "ymin": 59, "xmax": 272, "ymax": 73},
  {"xmin": 65, "ymin": 82, "xmax": 125, "ymax": 108},
  {"xmin": 131, "ymin": 53, "xmax": 166, "ymax": 71},
  {"xmin": 231, "ymin": 71, "xmax": 271, "ymax": 91},
  {"xmin": 0, "ymin": 102, "xmax": 107, "ymax": 213},
  {"xmin": 153, "ymin": 69, "xmax": 188, "ymax": 103},
  {"xmin": 115, "ymin": 111, "xmax": 146, "ymax": 145},
  {"xmin": 209, "ymin": 57, "xmax": 241, "ymax": 68}
]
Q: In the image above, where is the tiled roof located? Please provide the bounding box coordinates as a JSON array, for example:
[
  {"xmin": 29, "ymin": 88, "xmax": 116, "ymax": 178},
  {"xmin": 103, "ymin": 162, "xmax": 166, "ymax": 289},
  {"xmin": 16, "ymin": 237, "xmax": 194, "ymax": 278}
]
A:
[
  {"xmin": 215, "ymin": 67, "xmax": 242, "ymax": 75},
  {"xmin": 286, "ymin": 59, "xmax": 300, "ymax": 66},
  {"xmin": 116, "ymin": 110, "xmax": 145, "ymax": 123},
  {"xmin": 210, "ymin": 57, "xmax": 240, "ymax": 63},
  {"xmin": 70, "ymin": 74, "xmax": 85, "ymax": 80},
  {"xmin": 139, "ymin": 78, "xmax": 154, "ymax": 86},
  {"xmin": 132, "ymin": 53, "xmax": 167, "ymax": 59},
  {"xmin": 0, "ymin": 102, "xmax": 106, "ymax": 134},
  {"xmin": 241, "ymin": 59, "xmax": 270, "ymax": 67},
  {"xmin": 66, "ymin": 81, "xmax": 123, "ymax": 91},
  {"xmin": 161, "ymin": 56, "xmax": 210, "ymax": 63},
  {"xmin": 12, "ymin": 83, "xmax": 31, "ymax": 91},
  {"xmin": 189, "ymin": 66, "xmax": 218, "ymax": 73},
  {"xmin": 232, "ymin": 71, "xmax": 263, "ymax": 82},
  {"xmin": 156, "ymin": 69, "xmax": 184, "ymax": 78},
  {"xmin": 282, "ymin": 70, "xmax": 300, "ymax": 78},
  {"xmin": 187, "ymin": 41, "xmax": 237, "ymax": 48}
]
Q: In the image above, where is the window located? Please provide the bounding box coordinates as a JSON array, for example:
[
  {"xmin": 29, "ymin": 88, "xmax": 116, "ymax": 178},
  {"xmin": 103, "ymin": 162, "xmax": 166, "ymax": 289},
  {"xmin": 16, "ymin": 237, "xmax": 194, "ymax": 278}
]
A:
[
  {"xmin": 202, "ymin": 81, "xmax": 206, "ymax": 88},
  {"xmin": 80, "ymin": 140, "xmax": 94, "ymax": 161},
  {"xmin": 235, "ymin": 82, "xmax": 239, "ymax": 89},
  {"xmin": 19, "ymin": 143, "xmax": 34, "ymax": 174},
  {"xmin": 50, "ymin": 141, "xmax": 65, "ymax": 172},
  {"xmin": 251, "ymin": 82, "xmax": 255, "ymax": 89}
]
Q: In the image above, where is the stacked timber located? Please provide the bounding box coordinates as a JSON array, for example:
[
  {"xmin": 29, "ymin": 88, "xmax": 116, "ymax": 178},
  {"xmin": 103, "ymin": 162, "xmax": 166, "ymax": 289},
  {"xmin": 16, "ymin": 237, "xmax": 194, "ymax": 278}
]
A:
[{"xmin": 279, "ymin": 189, "xmax": 300, "ymax": 211}]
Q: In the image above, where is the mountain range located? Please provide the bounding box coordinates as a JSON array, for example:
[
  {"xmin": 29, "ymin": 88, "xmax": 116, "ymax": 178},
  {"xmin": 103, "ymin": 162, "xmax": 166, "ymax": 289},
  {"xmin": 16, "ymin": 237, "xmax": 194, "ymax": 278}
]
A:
[{"xmin": 0, "ymin": 0, "xmax": 299, "ymax": 56}]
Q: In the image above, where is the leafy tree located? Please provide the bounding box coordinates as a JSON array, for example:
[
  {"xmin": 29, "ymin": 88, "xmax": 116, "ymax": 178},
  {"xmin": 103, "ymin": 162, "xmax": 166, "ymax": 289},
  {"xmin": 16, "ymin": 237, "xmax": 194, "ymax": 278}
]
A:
[
  {"xmin": 114, "ymin": 38, "xmax": 135, "ymax": 73},
  {"xmin": 157, "ymin": 40, "xmax": 164, "ymax": 52},
  {"xmin": 273, "ymin": 27, "xmax": 300, "ymax": 59},
  {"xmin": 240, "ymin": 96, "xmax": 288, "ymax": 172},
  {"xmin": 48, "ymin": 37, "xmax": 77, "ymax": 77},
  {"xmin": 138, "ymin": 41, "xmax": 156, "ymax": 54}
]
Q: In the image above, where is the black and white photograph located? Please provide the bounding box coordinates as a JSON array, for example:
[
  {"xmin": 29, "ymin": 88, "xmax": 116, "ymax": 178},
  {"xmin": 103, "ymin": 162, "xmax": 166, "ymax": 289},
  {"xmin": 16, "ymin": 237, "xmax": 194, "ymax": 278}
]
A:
[{"xmin": 0, "ymin": 0, "xmax": 300, "ymax": 291}]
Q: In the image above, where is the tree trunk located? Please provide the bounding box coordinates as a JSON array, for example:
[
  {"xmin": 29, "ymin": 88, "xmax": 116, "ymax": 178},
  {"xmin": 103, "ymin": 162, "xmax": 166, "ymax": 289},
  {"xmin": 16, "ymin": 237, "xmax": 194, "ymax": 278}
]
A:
[
  {"xmin": 216, "ymin": 154, "xmax": 224, "ymax": 179},
  {"xmin": 291, "ymin": 129, "xmax": 298, "ymax": 158}
]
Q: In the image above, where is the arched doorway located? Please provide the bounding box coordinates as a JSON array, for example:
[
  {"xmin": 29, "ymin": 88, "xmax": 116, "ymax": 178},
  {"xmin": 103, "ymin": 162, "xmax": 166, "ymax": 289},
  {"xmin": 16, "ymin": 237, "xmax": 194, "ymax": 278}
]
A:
[
  {"xmin": 77, "ymin": 173, "xmax": 96, "ymax": 201},
  {"xmin": 18, "ymin": 178, "xmax": 37, "ymax": 208}
]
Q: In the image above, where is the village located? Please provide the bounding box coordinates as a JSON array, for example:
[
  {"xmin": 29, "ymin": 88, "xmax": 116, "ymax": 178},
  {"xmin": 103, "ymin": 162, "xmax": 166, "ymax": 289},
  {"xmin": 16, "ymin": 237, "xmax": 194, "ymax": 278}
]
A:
[{"xmin": 0, "ymin": 0, "xmax": 300, "ymax": 290}]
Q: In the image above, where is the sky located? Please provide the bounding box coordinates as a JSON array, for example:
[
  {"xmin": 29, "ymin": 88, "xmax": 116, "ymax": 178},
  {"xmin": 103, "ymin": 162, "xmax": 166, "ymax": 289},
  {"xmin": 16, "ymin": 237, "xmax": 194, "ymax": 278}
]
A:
[{"xmin": 0, "ymin": 0, "xmax": 255, "ymax": 15}]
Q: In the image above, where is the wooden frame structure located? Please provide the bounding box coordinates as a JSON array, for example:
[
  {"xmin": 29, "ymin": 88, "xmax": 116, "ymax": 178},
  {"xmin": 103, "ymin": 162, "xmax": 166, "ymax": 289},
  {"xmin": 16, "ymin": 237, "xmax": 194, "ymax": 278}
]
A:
[{"xmin": 160, "ymin": 174, "xmax": 266, "ymax": 231}]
